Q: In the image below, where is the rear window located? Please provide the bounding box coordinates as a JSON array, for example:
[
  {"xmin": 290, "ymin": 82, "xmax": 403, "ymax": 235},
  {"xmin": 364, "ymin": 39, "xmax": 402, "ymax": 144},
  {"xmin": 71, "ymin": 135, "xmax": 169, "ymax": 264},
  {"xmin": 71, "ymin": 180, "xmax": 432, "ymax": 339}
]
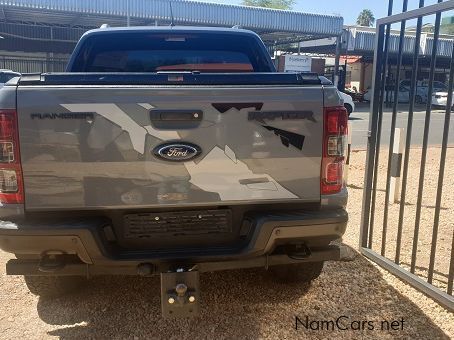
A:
[
  {"xmin": 0, "ymin": 73, "xmax": 19, "ymax": 83},
  {"xmin": 71, "ymin": 31, "xmax": 273, "ymax": 73}
]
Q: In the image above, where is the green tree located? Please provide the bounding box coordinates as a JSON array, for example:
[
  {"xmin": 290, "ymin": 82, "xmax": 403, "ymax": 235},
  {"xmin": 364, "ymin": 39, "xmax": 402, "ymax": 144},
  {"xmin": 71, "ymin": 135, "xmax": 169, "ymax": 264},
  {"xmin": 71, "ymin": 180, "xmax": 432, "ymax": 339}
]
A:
[
  {"xmin": 241, "ymin": 0, "xmax": 295, "ymax": 10},
  {"xmin": 440, "ymin": 16, "xmax": 454, "ymax": 35},
  {"xmin": 356, "ymin": 9, "xmax": 375, "ymax": 27}
]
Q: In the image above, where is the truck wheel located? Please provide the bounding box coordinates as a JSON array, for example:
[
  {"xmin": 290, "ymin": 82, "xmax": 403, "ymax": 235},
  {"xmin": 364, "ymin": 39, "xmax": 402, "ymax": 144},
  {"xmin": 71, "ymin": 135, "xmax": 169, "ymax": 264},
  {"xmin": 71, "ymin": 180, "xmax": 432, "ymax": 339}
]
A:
[
  {"xmin": 268, "ymin": 261, "xmax": 324, "ymax": 284},
  {"xmin": 24, "ymin": 276, "xmax": 85, "ymax": 298},
  {"xmin": 344, "ymin": 103, "xmax": 353, "ymax": 115}
]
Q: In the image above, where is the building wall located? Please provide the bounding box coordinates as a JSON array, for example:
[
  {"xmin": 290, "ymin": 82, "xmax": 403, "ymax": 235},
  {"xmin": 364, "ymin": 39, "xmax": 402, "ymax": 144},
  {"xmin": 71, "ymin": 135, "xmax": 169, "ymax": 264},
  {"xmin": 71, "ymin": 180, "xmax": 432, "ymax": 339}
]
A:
[
  {"xmin": 348, "ymin": 62, "xmax": 362, "ymax": 90},
  {"xmin": 363, "ymin": 63, "xmax": 374, "ymax": 91},
  {"xmin": 347, "ymin": 61, "xmax": 373, "ymax": 92},
  {"xmin": 311, "ymin": 58, "xmax": 326, "ymax": 75}
]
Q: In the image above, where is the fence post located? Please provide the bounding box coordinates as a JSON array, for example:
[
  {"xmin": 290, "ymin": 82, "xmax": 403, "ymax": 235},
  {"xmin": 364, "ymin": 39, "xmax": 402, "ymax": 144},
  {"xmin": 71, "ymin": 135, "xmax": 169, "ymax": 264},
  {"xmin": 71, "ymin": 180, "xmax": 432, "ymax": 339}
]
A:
[
  {"xmin": 389, "ymin": 128, "xmax": 405, "ymax": 203},
  {"xmin": 345, "ymin": 122, "xmax": 352, "ymax": 182}
]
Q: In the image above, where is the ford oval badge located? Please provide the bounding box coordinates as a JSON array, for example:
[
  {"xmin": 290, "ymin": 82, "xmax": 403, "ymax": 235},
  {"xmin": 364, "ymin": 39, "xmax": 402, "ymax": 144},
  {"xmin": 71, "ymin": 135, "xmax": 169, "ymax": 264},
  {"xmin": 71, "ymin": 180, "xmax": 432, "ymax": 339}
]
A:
[{"xmin": 153, "ymin": 142, "xmax": 201, "ymax": 162}]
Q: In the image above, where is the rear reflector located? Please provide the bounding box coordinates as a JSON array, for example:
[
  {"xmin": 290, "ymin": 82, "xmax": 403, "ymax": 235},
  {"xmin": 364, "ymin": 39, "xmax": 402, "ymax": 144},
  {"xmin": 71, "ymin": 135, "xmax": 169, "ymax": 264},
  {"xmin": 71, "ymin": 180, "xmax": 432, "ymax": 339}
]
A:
[
  {"xmin": 321, "ymin": 106, "xmax": 348, "ymax": 195},
  {"xmin": 326, "ymin": 162, "xmax": 342, "ymax": 183},
  {"xmin": 327, "ymin": 136, "xmax": 346, "ymax": 157},
  {"xmin": 0, "ymin": 142, "xmax": 14, "ymax": 163},
  {"xmin": 0, "ymin": 110, "xmax": 24, "ymax": 204},
  {"xmin": 0, "ymin": 169, "xmax": 19, "ymax": 192}
]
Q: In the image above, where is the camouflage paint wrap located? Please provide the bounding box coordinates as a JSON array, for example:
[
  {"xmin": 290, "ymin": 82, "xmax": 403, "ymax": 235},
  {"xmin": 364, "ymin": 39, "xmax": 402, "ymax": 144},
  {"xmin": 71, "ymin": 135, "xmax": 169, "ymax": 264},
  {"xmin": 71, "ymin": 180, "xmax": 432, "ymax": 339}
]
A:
[{"xmin": 16, "ymin": 85, "xmax": 337, "ymax": 210}]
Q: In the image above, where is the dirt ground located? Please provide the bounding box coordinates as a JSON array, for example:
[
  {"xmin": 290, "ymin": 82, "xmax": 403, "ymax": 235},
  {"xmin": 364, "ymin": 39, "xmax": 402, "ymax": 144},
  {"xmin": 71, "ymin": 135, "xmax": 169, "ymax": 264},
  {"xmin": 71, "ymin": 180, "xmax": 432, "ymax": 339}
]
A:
[
  {"xmin": 0, "ymin": 148, "xmax": 453, "ymax": 339},
  {"xmin": 350, "ymin": 147, "xmax": 454, "ymax": 293}
]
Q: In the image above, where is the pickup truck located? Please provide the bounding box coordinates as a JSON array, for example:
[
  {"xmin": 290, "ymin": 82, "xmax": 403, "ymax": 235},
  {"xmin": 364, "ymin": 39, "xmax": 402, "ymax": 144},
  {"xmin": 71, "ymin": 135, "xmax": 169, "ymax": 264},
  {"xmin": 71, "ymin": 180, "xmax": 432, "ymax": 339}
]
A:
[{"xmin": 0, "ymin": 26, "xmax": 348, "ymax": 317}]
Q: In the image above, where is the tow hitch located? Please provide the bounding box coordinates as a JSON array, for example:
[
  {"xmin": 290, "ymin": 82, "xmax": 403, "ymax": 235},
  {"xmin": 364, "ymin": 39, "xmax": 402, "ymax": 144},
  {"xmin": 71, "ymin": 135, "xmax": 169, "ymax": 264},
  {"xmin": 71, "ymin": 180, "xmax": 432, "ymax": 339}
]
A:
[{"xmin": 161, "ymin": 268, "xmax": 200, "ymax": 318}]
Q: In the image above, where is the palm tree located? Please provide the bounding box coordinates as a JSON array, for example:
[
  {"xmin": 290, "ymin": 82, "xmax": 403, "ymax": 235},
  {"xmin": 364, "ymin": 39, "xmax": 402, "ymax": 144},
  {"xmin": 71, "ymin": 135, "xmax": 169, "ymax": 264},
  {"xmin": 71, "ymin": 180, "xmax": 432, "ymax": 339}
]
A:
[{"xmin": 357, "ymin": 9, "xmax": 375, "ymax": 27}]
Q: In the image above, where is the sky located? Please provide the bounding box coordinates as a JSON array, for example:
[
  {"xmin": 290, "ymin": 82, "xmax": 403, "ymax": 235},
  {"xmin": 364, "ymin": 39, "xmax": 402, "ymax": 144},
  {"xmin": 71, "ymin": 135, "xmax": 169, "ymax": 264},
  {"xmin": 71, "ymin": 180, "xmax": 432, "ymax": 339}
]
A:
[{"xmin": 193, "ymin": 0, "xmax": 446, "ymax": 25}]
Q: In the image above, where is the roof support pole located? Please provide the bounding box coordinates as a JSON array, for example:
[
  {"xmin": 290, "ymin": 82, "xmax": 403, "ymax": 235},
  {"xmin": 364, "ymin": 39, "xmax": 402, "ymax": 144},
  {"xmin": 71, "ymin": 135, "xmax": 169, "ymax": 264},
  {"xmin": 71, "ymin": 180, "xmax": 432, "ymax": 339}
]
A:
[
  {"xmin": 127, "ymin": 0, "xmax": 131, "ymax": 27},
  {"xmin": 334, "ymin": 34, "xmax": 342, "ymax": 89}
]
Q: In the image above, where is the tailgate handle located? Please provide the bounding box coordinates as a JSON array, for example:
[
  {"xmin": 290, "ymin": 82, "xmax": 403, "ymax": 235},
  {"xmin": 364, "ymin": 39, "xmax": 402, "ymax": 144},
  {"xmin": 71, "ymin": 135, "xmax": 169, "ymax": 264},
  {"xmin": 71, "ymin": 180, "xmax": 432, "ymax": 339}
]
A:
[{"xmin": 150, "ymin": 110, "xmax": 203, "ymax": 129}]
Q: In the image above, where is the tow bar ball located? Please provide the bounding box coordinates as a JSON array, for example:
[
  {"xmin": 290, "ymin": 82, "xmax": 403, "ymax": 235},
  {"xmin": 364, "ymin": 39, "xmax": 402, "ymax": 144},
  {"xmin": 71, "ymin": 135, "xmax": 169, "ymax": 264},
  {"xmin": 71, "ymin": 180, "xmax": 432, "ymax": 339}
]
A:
[
  {"xmin": 167, "ymin": 283, "xmax": 196, "ymax": 304},
  {"xmin": 160, "ymin": 270, "xmax": 200, "ymax": 317}
]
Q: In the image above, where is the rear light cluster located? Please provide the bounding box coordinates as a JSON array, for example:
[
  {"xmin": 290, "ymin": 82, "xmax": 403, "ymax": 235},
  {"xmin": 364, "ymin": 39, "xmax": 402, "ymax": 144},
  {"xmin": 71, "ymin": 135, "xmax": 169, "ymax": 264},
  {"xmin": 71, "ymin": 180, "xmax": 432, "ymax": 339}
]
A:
[
  {"xmin": 0, "ymin": 110, "xmax": 23, "ymax": 204},
  {"xmin": 321, "ymin": 106, "xmax": 348, "ymax": 195}
]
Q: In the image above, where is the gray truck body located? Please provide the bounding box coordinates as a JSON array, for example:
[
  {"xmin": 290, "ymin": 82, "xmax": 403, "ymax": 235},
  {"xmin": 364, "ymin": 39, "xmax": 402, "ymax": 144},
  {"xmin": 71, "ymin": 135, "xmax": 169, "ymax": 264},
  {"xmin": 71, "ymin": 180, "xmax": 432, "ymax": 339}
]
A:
[{"xmin": 0, "ymin": 28, "xmax": 348, "ymax": 314}]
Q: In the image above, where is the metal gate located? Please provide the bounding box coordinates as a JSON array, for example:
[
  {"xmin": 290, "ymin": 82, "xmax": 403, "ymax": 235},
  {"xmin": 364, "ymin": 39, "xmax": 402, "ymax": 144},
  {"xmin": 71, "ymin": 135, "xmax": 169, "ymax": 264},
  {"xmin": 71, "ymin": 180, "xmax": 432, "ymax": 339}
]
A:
[
  {"xmin": 0, "ymin": 56, "xmax": 68, "ymax": 73},
  {"xmin": 360, "ymin": 0, "xmax": 454, "ymax": 311}
]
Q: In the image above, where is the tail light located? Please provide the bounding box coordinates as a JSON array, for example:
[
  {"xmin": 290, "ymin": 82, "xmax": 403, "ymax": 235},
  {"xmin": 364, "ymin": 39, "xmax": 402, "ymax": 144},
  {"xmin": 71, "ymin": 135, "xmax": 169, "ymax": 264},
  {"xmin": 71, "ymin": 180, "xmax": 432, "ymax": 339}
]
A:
[
  {"xmin": 321, "ymin": 106, "xmax": 348, "ymax": 195},
  {"xmin": 0, "ymin": 110, "xmax": 23, "ymax": 204}
]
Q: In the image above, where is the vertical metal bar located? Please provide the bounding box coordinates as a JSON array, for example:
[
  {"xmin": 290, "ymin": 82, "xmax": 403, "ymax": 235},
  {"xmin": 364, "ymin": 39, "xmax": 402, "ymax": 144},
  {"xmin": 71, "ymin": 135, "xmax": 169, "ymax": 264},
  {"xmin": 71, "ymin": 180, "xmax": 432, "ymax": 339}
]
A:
[
  {"xmin": 396, "ymin": 0, "xmax": 425, "ymax": 265},
  {"xmin": 359, "ymin": 23, "xmax": 386, "ymax": 249},
  {"xmin": 414, "ymin": 2, "xmax": 442, "ymax": 277},
  {"xmin": 385, "ymin": 58, "xmax": 393, "ymax": 108},
  {"xmin": 49, "ymin": 27, "xmax": 54, "ymax": 73},
  {"xmin": 368, "ymin": 0, "xmax": 394, "ymax": 249},
  {"xmin": 334, "ymin": 35, "xmax": 341, "ymax": 88},
  {"xmin": 381, "ymin": 0, "xmax": 408, "ymax": 257},
  {"xmin": 427, "ymin": 40, "xmax": 454, "ymax": 284},
  {"xmin": 448, "ymin": 230, "xmax": 454, "ymax": 295}
]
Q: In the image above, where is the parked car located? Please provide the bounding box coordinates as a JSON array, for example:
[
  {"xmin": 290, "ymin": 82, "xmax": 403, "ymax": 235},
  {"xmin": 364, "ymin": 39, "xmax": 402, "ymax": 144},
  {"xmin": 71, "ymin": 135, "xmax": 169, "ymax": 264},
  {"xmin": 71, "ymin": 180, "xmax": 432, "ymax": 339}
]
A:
[
  {"xmin": 364, "ymin": 84, "xmax": 423, "ymax": 103},
  {"xmin": 364, "ymin": 81, "xmax": 448, "ymax": 104},
  {"xmin": 399, "ymin": 80, "xmax": 427, "ymax": 103},
  {"xmin": 363, "ymin": 88, "xmax": 372, "ymax": 102},
  {"xmin": 432, "ymin": 91, "xmax": 452, "ymax": 109},
  {"xmin": 319, "ymin": 76, "xmax": 355, "ymax": 114},
  {"xmin": 0, "ymin": 26, "xmax": 348, "ymax": 317},
  {"xmin": 340, "ymin": 91, "xmax": 355, "ymax": 115},
  {"xmin": 0, "ymin": 69, "xmax": 20, "ymax": 89},
  {"xmin": 420, "ymin": 80, "xmax": 447, "ymax": 93},
  {"xmin": 400, "ymin": 80, "xmax": 448, "ymax": 104}
]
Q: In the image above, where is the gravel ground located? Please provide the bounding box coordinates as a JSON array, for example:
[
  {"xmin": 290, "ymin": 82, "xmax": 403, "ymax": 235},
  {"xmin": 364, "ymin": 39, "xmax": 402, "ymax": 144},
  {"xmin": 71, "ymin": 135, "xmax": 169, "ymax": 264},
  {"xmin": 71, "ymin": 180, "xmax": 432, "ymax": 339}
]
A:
[
  {"xmin": 351, "ymin": 147, "xmax": 454, "ymax": 292},
  {"xmin": 0, "ymin": 148, "xmax": 453, "ymax": 339}
]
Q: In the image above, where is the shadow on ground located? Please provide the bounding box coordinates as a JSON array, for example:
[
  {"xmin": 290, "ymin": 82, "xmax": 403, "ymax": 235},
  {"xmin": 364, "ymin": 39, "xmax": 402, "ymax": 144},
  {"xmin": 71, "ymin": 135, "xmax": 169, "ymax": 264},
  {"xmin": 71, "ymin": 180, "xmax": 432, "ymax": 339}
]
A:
[
  {"xmin": 348, "ymin": 116, "xmax": 364, "ymax": 121},
  {"xmin": 36, "ymin": 246, "xmax": 449, "ymax": 339}
]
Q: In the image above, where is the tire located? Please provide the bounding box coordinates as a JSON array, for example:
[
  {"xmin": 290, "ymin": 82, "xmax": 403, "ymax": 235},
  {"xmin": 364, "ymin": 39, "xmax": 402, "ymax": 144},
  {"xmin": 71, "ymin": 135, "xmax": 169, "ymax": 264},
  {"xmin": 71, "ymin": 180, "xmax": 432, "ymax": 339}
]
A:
[
  {"xmin": 344, "ymin": 103, "xmax": 353, "ymax": 115},
  {"xmin": 415, "ymin": 95, "xmax": 423, "ymax": 104},
  {"xmin": 432, "ymin": 104, "xmax": 445, "ymax": 110},
  {"xmin": 267, "ymin": 261, "xmax": 324, "ymax": 284},
  {"xmin": 24, "ymin": 275, "xmax": 86, "ymax": 298}
]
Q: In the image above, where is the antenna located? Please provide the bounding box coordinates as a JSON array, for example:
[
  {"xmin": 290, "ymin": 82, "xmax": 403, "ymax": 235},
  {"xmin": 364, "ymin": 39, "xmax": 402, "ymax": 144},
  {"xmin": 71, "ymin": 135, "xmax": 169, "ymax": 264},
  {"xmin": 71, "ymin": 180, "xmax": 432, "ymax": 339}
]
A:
[{"xmin": 169, "ymin": 1, "xmax": 175, "ymax": 27}]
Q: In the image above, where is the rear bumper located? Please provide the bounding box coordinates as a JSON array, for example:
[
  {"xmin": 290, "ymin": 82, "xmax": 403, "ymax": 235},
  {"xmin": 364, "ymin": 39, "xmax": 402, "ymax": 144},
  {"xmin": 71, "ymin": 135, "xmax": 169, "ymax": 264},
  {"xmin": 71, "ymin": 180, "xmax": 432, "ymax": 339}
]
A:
[
  {"xmin": 432, "ymin": 103, "xmax": 451, "ymax": 109},
  {"xmin": 6, "ymin": 246, "xmax": 347, "ymax": 276},
  {"xmin": 0, "ymin": 209, "xmax": 348, "ymax": 275}
]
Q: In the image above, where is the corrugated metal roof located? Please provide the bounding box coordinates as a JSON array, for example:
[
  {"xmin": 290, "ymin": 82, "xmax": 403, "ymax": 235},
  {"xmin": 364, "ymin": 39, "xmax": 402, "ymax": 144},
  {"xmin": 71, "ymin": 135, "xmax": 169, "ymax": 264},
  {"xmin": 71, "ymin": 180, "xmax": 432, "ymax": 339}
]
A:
[
  {"xmin": 0, "ymin": 22, "xmax": 84, "ymax": 42},
  {"xmin": 344, "ymin": 27, "xmax": 453, "ymax": 58},
  {"xmin": 425, "ymin": 37, "xmax": 453, "ymax": 58},
  {"xmin": 0, "ymin": 0, "xmax": 343, "ymax": 40}
]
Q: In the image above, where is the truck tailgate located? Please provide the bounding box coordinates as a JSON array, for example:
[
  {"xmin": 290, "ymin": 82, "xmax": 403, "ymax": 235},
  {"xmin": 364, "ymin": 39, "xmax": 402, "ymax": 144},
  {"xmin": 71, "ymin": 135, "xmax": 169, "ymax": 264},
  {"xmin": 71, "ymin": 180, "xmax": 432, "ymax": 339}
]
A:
[{"xmin": 17, "ymin": 85, "xmax": 323, "ymax": 210}]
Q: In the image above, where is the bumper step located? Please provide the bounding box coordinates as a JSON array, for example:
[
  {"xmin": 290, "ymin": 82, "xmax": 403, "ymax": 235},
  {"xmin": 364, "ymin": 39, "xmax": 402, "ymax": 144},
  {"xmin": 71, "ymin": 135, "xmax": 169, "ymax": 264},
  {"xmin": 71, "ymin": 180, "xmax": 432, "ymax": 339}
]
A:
[{"xmin": 6, "ymin": 244, "xmax": 345, "ymax": 276}]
